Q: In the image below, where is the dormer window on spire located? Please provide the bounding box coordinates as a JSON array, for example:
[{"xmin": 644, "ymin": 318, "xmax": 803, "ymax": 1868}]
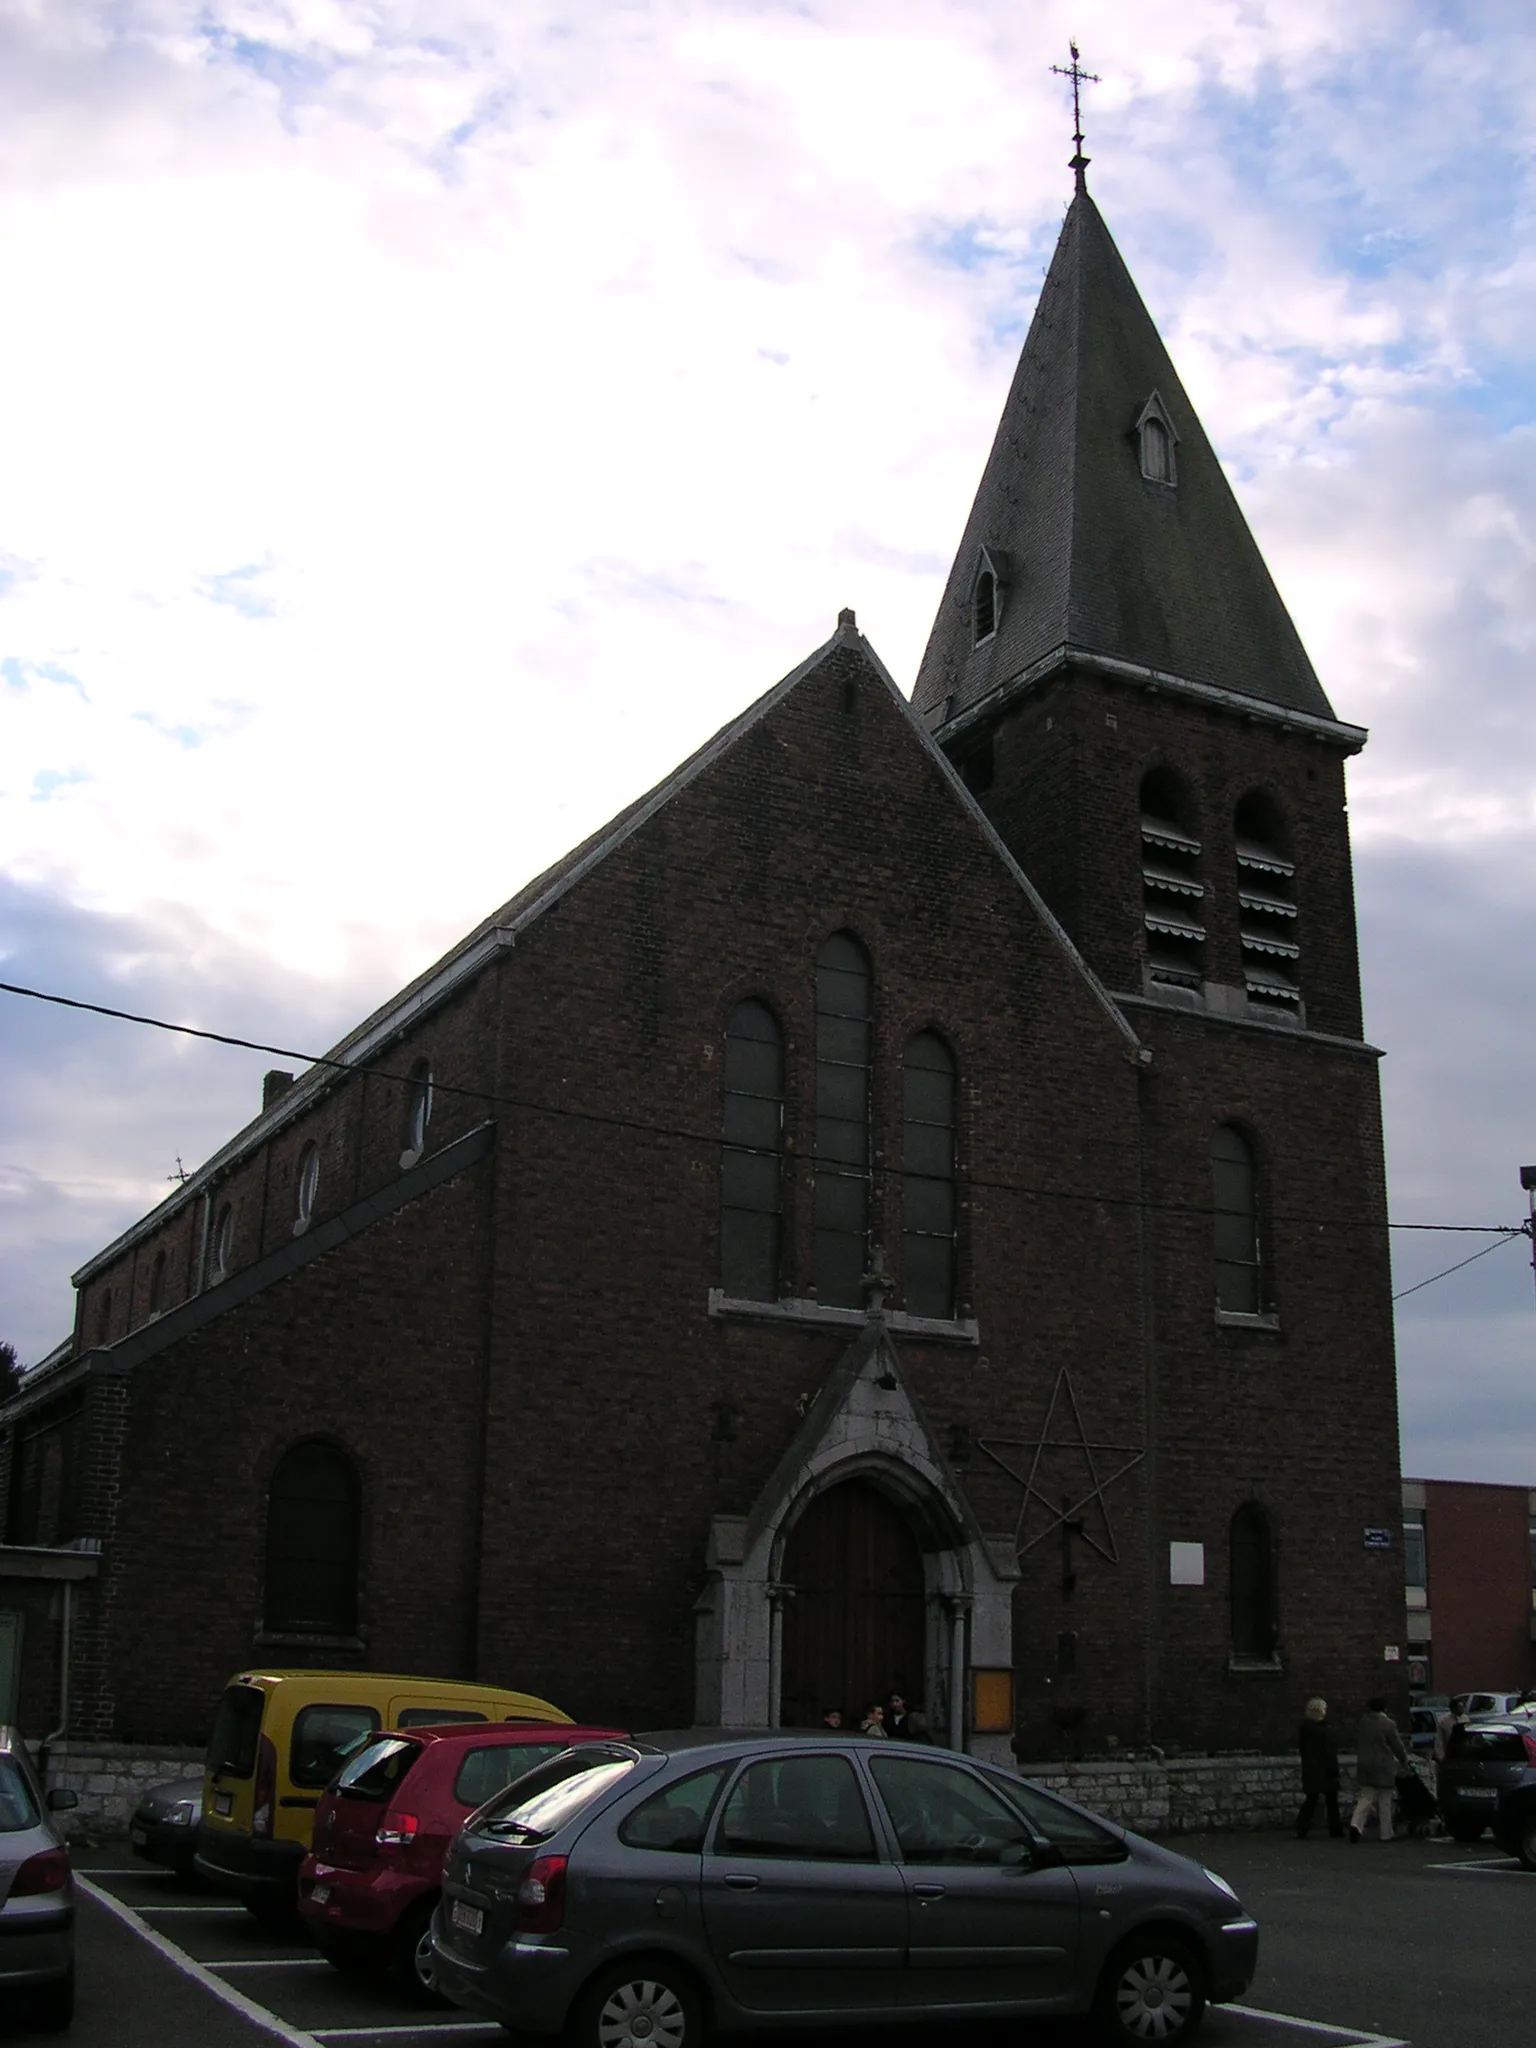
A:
[
  {"xmin": 971, "ymin": 550, "xmax": 1001, "ymax": 647},
  {"xmin": 1133, "ymin": 393, "xmax": 1179, "ymax": 487}
]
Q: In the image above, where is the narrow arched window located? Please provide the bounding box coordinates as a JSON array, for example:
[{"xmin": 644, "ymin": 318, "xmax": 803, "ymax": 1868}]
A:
[
  {"xmin": 1235, "ymin": 791, "xmax": 1299, "ymax": 1011},
  {"xmin": 1139, "ymin": 767, "xmax": 1204, "ymax": 991},
  {"xmin": 1212, "ymin": 1124, "xmax": 1261, "ymax": 1315},
  {"xmin": 147, "ymin": 1252, "xmax": 166, "ymax": 1317},
  {"xmin": 973, "ymin": 568, "xmax": 997, "ymax": 645},
  {"xmin": 721, "ymin": 1001, "xmax": 783, "ymax": 1302},
  {"xmin": 264, "ymin": 1440, "xmax": 360, "ymax": 1637},
  {"xmin": 97, "ymin": 1289, "xmax": 112, "ymax": 1345},
  {"xmin": 296, "ymin": 1142, "xmax": 320, "ymax": 1228},
  {"xmin": 404, "ymin": 1059, "xmax": 433, "ymax": 1157},
  {"xmin": 902, "ymin": 1032, "xmax": 957, "ymax": 1319},
  {"xmin": 211, "ymin": 1203, "xmax": 234, "ymax": 1283},
  {"xmin": 1230, "ymin": 1503, "xmax": 1277, "ymax": 1661},
  {"xmin": 814, "ymin": 933, "xmax": 872, "ymax": 1309}
]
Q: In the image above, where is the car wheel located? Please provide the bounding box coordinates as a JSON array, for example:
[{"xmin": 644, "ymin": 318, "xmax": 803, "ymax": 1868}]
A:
[
  {"xmin": 389, "ymin": 1900, "xmax": 448, "ymax": 2007},
  {"xmin": 1517, "ymin": 1820, "xmax": 1536, "ymax": 1873},
  {"xmin": 1448, "ymin": 1821, "xmax": 1485, "ymax": 1843},
  {"xmin": 31, "ymin": 1964, "xmax": 75, "ymax": 2033},
  {"xmin": 314, "ymin": 1928, "xmax": 382, "ymax": 1975},
  {"xmin": 1094, "ymin": 1935, "xmax": 1207, "ymax": 2045},
  {"xmin": 569, "ymin": 1960, "xmax": 703, "ymax": 2048}
]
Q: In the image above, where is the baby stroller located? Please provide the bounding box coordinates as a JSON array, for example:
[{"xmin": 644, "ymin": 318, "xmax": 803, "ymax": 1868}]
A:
[{"xmin": 1394, "ymin": 1765, "xmax": 1440, "ymax": 1839}]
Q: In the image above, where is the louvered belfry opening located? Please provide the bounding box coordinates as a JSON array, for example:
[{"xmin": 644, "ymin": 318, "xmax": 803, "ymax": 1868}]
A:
[
  {"xmin": 720, "ymin": 999, "xmax": 784, "ymax": 1302},
  {"xmin": 1235, "ymin": 792, "xmax": 1299, "ymax": 1012},
  {"xmin": 1139, "ymin": 768, "xmax": 1205, "ymax": 991},
  {"xmin": 814, "ymin": 933, "xmax": 873, "ymax": 1309}
]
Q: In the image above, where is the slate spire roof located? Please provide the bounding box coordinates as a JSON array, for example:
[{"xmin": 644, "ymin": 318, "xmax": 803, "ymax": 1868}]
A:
[{"xmin": 913, "ymin": 184, "xmax": 1336, "ymax": 727}]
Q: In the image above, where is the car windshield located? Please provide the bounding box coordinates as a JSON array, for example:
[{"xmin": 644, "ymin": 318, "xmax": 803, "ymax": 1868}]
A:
[
  {"xmin": 0, "ymin": 1758, "xmax": 38, "ymax": 1833},
  {"xmin": 471, "ymin": 1750, "xmax": 636, "ymax": 1843},
  {"xmin": 333, "ymin": 1737, "xmax": 422, "ymax": 1801}
]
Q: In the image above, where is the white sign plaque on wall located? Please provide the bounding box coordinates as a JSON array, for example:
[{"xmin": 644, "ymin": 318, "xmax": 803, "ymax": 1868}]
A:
[{"xmin": 1169, "ymin": 1542, "xmax": 1205, "ymax": 1587}]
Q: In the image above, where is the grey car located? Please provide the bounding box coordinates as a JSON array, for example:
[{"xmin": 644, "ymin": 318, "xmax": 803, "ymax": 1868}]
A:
[
  {"xmin": 0, "ymin": 1727, "xmax": 78, "ymax": 2030},
  {"xmin": 129, "ymin": 1775, "xmax": 204, "ymax": 1877},
  {"xmin": 431, "ymin": 1733, "xmax": 1257, "ymax": 2046}
]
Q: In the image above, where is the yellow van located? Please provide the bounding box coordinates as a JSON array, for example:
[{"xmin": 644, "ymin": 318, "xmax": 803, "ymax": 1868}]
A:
[{"xmin": 193, "ymin": 1669, "xmax": 571, "ymax": 1916}]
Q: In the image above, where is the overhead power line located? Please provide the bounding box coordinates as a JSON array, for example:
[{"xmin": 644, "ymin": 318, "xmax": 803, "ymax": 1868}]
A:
[
  {"xmin": 0, "ymin": 976, "xmax": 1520, "ymax": 1239},
  {"xmin": 1391, "ymin": 1230, "xmax": 1526, "ymax": 1303}
]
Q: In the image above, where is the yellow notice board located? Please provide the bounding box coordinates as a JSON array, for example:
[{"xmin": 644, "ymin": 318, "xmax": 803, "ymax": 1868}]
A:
[{"xmin": 971, "ymin": 1667, "xmax": 1014, "ymax": 1735}]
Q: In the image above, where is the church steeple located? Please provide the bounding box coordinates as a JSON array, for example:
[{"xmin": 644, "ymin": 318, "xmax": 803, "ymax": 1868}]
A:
[{"xmin": 913, "ymin": 187, "xmax": 1336, "ymax": 729}]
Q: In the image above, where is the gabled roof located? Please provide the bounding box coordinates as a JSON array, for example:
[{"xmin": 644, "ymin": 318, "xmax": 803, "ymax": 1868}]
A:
[{"xmin": 913, "ymin": 185, "xmax": 1336, "ymax": 727}]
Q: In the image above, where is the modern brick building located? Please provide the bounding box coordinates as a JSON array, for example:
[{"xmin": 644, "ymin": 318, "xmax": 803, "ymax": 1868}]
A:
[
  {"xmin": 0, "ymin": 171, "xmax": 1405, "ymax": 1763},
  {"xmin": 1403, "ymin": 1478, "xmax": 1536, "ymax": 1696}
]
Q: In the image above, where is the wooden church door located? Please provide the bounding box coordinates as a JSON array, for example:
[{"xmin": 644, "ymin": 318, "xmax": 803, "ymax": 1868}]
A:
[{"xmin": 778, "ymin": 1479, "xmax": 926, "ymax": 1728}]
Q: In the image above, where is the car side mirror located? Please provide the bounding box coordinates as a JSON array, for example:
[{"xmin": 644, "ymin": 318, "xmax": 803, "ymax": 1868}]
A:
[{"xmin": 47, "ymin": 1788, "xmax": 79, "ymax": 1811}]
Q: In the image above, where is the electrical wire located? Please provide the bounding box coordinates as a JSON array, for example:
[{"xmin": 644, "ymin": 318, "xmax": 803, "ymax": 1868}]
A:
[
  {"xmin": 1391, "ymin": 1230, "xmax": 1527, "ymax": 1303},
  {"xmin": 0, "ymin": 976, "xmax": 1522, "ymax": 1239}
]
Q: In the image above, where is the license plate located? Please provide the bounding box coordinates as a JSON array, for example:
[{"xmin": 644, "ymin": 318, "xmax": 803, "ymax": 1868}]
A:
[
  {"xmin": 451, "ymin": 1901, "xmax": 483, "ymax": 1937},
  {"xmin": 1461, "ymin": 1787, "xmax": 1499, "ymax": 1800},
  {"xmin": 311, "ymin": 1883, "xmax": 331, "ymax": 1905},
  {"xmin": 214, "ymin": 1792, "xmax": 233, "ymax": 1817}
]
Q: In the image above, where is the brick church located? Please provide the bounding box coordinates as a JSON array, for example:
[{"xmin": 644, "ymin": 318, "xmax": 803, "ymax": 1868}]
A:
[{"xmin": 0, "ymin": 170, "xmax": 1405, "ymax": 1763}]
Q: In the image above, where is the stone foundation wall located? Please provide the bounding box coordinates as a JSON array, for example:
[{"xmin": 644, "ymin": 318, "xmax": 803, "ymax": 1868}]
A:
[
  {"xmin": 1017, "ymin": 1752, "xmax": 1378, "ymax": 1834},
  {"xmin": 42, "ymin": 1739, "xmax": 204, "ymax": 1838}
]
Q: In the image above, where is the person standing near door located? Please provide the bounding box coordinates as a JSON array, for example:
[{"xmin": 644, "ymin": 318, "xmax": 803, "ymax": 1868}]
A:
[{"xmin": 1295, "ymin": 1698, "xmax": 1342, "ymax": 1839}]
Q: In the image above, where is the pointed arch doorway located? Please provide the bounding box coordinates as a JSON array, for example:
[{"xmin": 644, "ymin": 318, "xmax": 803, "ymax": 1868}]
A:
[{"xmin": 778, "ymin": 1479, "xmax": 926, "ymax": 1728}]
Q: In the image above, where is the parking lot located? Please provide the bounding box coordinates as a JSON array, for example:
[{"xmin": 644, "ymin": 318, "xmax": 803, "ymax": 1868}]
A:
[{"xmin": 1, "ymin": 1833, "xmax": 1529, "ymax": 2048}]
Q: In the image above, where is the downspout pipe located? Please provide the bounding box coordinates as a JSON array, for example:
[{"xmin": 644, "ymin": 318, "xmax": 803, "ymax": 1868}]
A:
[{"xmin": 38, "ymin": 1580, "xmax": 72, "ymax": 1777}]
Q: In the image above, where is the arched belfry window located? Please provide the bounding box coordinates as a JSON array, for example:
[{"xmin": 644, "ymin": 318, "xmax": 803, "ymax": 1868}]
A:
[
  {"xmin": 1140, "ymin": 767, "xmax": 1205, "ymax": 991},
  {"xmin": 814, "ymin": 933, "xmax": 872, "ymax": 1309},
  {"xmin": 264, "ymin": 1440, "xmax": 360, "ymax": 1638},
  {"xmin": 1235, "ymin": 792, "xmax": 1299, "ymax": 1011},
  {"xmin": 1230, "ymin": 1502, "xmax": 1278, "ymax": 1662},
  {"xmin": 720, "ymin": 1000, "xmax": 784, "ymax": 1302},
  {"xmin": 902, "ymin": 1032, "xmax": 957, "ymax": 1320},
  {"xmin": 1212, "ymin": 1123, "xmax": 1262, "ymax": 1316},
  {"xmin": 1135, "ymin": 392, "xmax": 1178, "ymax": 485}
]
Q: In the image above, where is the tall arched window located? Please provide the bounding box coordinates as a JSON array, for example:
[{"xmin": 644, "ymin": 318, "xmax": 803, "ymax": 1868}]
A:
[
  {"xmin": 404, "ymin": 1059, "xmax": 433, "ymax": 1158},
  {"xmin": 296, "ymin": 1142, "xmax": 320, "ymax": 1229},
  {"xmin": 902, "ymin": 1032, "xmax": 957, "ymax": 1320},
  {"xmin": 1235, "ymin": 791, "xmax": 1299, "ymax": 1011},
  {"xmin": 1230, "ymin": 1503, "xmax": 1277, "ymax": 1661},
  {"xmin": 973, "ymin": 567, "xmax": 997, "ymax": 645},
  {"xmin": 264, "ymin": 1440, "xmax": 360, "ymax": 1637},
  {"xmin": 211, "ymin": 1204, "xmax": 234, "ymax": 1283},
  {"xmin": 721, "ymin": 1000, "xmax": 784, "ymax": 1302},
  {"xmin": 814, "ymin": 933, "xmax": 872, "ymax": 1309},
  {"xmin": 1212, "ymin": 1124, "xmax": 1261, "ymax": 1315},
  {"xmin": 1139, "ymin": 767, "xmax": 1204, "ymax": 991},
  {"xmin": 147, "ymin": 1251, "xmax": 167, "ymax": 1317}
]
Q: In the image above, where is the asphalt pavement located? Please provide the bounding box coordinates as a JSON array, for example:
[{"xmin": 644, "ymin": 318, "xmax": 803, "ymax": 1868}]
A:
[{"xmin": 0, "ymin": 1832, "xmax": 1524, "ymax": 2047}]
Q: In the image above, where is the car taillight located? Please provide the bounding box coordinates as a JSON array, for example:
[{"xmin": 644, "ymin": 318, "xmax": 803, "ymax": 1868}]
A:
[
  {"xmin": 252, "ymin": 1733, "xmax": 278, "ymax": 1840},
  {"xmin": 515, "ymin": 1854, "xmax": 566, "ymax": 1934},
  {"xmin": 1523, "ymin": 1732, "xmax": 1536, "ymax": 1766},
  {"xmin": 375, "ymin": 1812, "xmax": 420, "ymax": 1852},
  {"xmin": 11, "ymin": 1848, "xmax": 70, "ymax": 1896}
]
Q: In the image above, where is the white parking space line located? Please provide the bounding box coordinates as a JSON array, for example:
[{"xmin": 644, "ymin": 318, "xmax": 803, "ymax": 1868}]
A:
[
  {"xmin": 310, "ymin": 2028, "xmax": 504, "ymax": 2040},
  {"xmin": 1226, "ymin": 2004, "xmax": 1409, "ymax": 2046},
  {"xmin": 135, "ymin": 1901, "xmax": 254, "ymax": 1912},
  {"xmin": 1424, "ymin": 1857, "xmax": 1535, "ymax": 1877},
  {"xmin": 76, "ymin": 1875, "xmax": 325, "ymax": 2048},
  {"xmin": 79, "ymin": 1865, "xmax": 177, "ymax": 1876},
  {"xmin": 207, "ymin": 1957, "xmax": 333, "ymax": 1970}
]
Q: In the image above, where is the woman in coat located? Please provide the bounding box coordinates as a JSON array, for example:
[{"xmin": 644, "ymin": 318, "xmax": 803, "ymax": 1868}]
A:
[
  {"xmin": 1350, "ymin": 1696, "xmax": 1411, "ymax": 1841},
  {"xmin": 1296, "ymin": 1697, "xmax": 1343, "ymax": 1838}
]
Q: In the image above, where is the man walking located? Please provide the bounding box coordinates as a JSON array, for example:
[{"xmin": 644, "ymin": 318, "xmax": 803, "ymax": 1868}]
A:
[{"xmin": 1350, "ymin": 1696, "xmax": 1410, "ymax": 1842}]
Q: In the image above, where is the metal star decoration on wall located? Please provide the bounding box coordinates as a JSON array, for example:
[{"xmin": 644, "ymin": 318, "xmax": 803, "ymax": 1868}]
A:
[{"xmin": 977, "ymin": 1367, "xmax": 1145, "ymax": 1563}]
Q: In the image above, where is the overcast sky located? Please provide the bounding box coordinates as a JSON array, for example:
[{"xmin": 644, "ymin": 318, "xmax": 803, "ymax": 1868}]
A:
[{"xmin": 1, "ymin": 1, "xmax": 1534, "ymax": 1484}]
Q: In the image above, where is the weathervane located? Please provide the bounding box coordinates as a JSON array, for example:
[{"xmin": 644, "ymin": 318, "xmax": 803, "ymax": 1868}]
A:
[{"xmin": 1051, "ymin": 41, "xmax": 1100, "ymax": 189}]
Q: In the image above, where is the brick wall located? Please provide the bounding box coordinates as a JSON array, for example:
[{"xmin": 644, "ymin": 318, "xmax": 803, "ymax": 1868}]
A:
[{"xmin": 1424, "ymin": 1480, "xmax": 1536, "ymax": 1695}]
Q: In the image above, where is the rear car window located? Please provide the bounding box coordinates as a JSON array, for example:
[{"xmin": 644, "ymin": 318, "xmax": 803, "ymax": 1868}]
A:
[
  {"xmin": 454, "ymin": 1742, "xmax": 567, "ymax": 1810},
  {"xmin": 291, "ymin": 1705, "xmax": 382, "ymax": 1789},
  {"xmin": 717, "ymin": 1755, "xmax": 877, "ymax": 1863},
  {"xmin": 334, "ymin": 1737, "xmax": 422, "ymax": 1801},
  {"xmin": 987, "ymin": 1774, "xmax": 1128, "ymax": 1865},
  {"xmin": 0, "ymin": 1758, "xmax": 40, "ymax": 1833},
  {"xmin": 619, "ymin": 1765, "xmax": 728, "ymax": 1852},
  {"xmin": 208, "ymin": 1684, "xmax": 265, "ymax": 1780},
  {"xmin": 397, "ymin": 1708, "xmax": 489, "ymax": 1729},
  {"xmin": 1447, "ymin": 1727, "xmax": 1528, "ymax": 1762},
  {"xmin": 472, "ymin": 1750, "xmax": 638, "ymax": 1843}
]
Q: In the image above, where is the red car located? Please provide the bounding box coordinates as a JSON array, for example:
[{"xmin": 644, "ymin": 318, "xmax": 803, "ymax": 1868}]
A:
[{"xmin": 299, "ymin": 1720, "xmax": 625, "ymax": 2001}]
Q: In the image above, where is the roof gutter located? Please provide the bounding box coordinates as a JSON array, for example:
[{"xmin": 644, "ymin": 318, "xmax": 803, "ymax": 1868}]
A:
[{"xmin": 934, "ymin": 644, "xmax": 1369, "ymax": 754}]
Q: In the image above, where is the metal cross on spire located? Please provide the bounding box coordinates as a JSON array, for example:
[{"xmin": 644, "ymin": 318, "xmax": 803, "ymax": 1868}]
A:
[{"xmin": 1051, "ymin": 41, "xmax": 1100, "ymax": 190}]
